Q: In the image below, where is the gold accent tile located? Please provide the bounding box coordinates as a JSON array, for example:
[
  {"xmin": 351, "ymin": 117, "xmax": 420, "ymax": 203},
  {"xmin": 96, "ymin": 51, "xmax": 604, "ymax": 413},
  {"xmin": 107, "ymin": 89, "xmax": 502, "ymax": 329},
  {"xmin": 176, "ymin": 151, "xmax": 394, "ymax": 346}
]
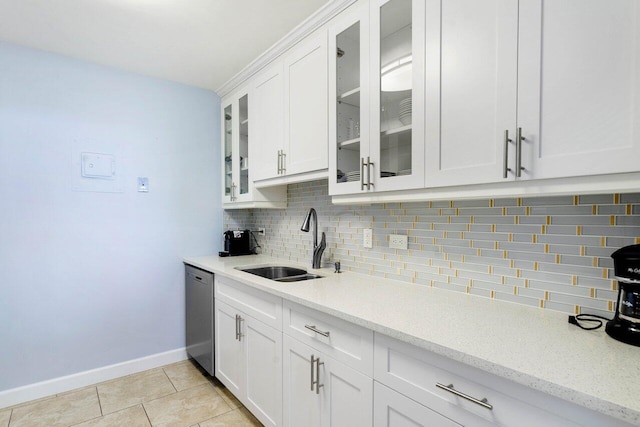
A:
[
  {"xmin": 509, "ymin": 233, "xmax": 513, "ymax": 242},
  {"xmin": 461, "ymin": 255, "xmax": 466, "ymax": 262},
  {"xmin": 470, "ymin": 215, "xmax": 474, "ymax": 224},
  {"xmin": 573, "ymin": 276, "xmax": 578, "ymax": 286},
  {"xmin": 544, "ymin": 244, "xmax": 550, "ymax": 253},
  {"xmin": 73, "ymin": 404, "xmax": 150, "ymax": 427},
  {"xmin": 590, "ymin": 288, "xmax": 596, "ymax": 298},
  {"xmin": 540, "ymin": 300, "xmax": 545, "ymax": 308},
  {"xmin": 466, "ymin": 286, "xmax": 470, "ymax": 294},
  {"xmin": 601, "ymin": 237, "xmax": 606, "ymax": 246},
  {"xmin": 609, "ymin": 301, "xmax": 614, "ymax": 311},
  {"xmin": 614, "ymin": 193, "xmax": 620, "ymax": 204},
  {"xmin": 555, "ymin": 254, "xmax": 560, "ymax": 263},
  {"xmin": 477, "ymin": 249, "xmax": 482, "ymax": 256},
  {"xmin": 524, "ymin": 279, "xmax": 529, "ymax": 287},
  {"xmin": 515, "ymin": 216, "xmax": 519, "ymax": 225},
  {"xmin": 163, "ymin": 360, "xmax": 209, "ymax": 392},
  {"xmin": 592, "ymin": 257, "xmax": 598, "ymax": 267},
  {"xmin": 490, "ymin": 199, "xmax": 494, "ymax": 207},
  {"xmin": 9, "ymin": 387, "xmax": 101, "ymax": 427},
  {"xmin": 491, "ymin": 224, "xmax": 496, "ymax": 232},
  {"xmin": 627, "ymin": 204, "xmax": 632, "ymax": 215},
  {"xmin": 532, "ymin": 235, "xmax": 537, "ymax": 243},
  {"xmin": 636, "ymin": 237, "xmax": 640, "ymax": 244},
  {"xmin": 514, "ymin": 286, "xmax": 518, "ymax": 295},
  {"xmin": 488, "ymin": 265, "xmax": 493, "ymax": 274},
  {"xmin": 544, "ymin": 291, "xmax": 550, "ymax": 300},
  {"xmin": 546, "ymin": 216, "xmax": 551, "ymax": 225},
  {"xmin": 580, "ymin": 246, "xmax": 586, "ymax": 256},
  {"xmin": 449, "ymin": 201, "xmax": 454, "ymax": 208},
  {"xmin": 576, "ymin": 226, "xmax": 582, "ymax": 235},
  {"xmin": 501, "ymin": 276, "xmax": 505, "ymax": 285},
  {"xmin": 490, "ymin": 290, "xmax": 495, "ymax": 298},
  {"xmin": 97, "ymin": 369, "xmax": 176, "ymax": 415},
  {"xmin": 526, "ymin": 206, "xmax": 531, "ymax": 216},
  {"xmin": 494, "ymin": 241, "xmax": 499, "ymax": 250},
  {"xmin": 592, "ymin": 205, "xmax": 597, "ymax": 215},
  {"xmin": 517, "ymin": 198, "xmax": 522, "ymax": 207},
  {"xmin": 502, "ymin": 207, "xmax": 507, "ymax": 215},
  {"xmin": 503, "ymin": 250, "xmax": 508, "ymax": 259},
  {"xmin": 573, "ymin": 195, "xmax": 579, "ymax": 205},
  {"xmin": 541, "ymin": 225, "xmax": 547, "ymax": 234},
  {"xmin": 199, "ymin": 407, "xmax": 262, "ymax": 427},
  {"xmin": 575, "ymin": 305, "xmax": 580, "ymax": 315},
  {"xmin": 510, "ymin": 259, "xmax": 515, "ymax": 268},
  {"xmin": 467, "ymin": 224, "xmax": 471, "ymax": 232},
  {"xmin": 534, "ymin": 261, "xmax": 539, "ymax": 270},
  {"xmin": 516, "ymin": 269, "xmax": 521, "ymax": 278},
  {"xmin": 603, "ymin": 269, "xmax": 608, "ymax": 278},
  {"xmin": 610, "ymin": 215, "xmax": 616, "ymax": 226}
]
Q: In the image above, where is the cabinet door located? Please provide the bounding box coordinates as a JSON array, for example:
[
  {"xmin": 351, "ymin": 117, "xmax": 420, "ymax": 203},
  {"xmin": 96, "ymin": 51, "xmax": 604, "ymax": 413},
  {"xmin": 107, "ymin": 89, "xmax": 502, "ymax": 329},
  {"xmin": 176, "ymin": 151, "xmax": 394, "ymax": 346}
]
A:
[
  {"xmin": 284, "ymin": 30, "xmax": 329, "ymax": 176},
  {"xmin": 214, "ymin": 299, "xmax": 243, "ymax": 398},
  {"xmin": 323, "ymin": 356, "xmax": 373, "ymax": 427},
  {"xmin": 518, "ymin": 0, "xmax": 640, "ymax": 179},
  {"xmin": 222, "ymin": 99, "xmax": 235, "ymax": 203},
  {"xmin": 424, "ymin": 0, "xmax": 518, "ymax": 187},
  {"xmin": 329, "ymin": 1, "xmax": 370, "ymax": 196},
  {"xmin": 374, "ymin": 382, "xmax": 460, "ymax": 427},
  {"xmin": 369, "ymin": 0, "xmax": 425, "ymax": 192},
  {"xmin": 252, "ymin": 63, "xmax": 284, "ymax": 181},
  {"xmin": 283, "ymin": 335, "xmax": 322, "ymax": 427},
  {"xmin": 244, "ymin": 316, "xmax": 283, "ymax": 427}
]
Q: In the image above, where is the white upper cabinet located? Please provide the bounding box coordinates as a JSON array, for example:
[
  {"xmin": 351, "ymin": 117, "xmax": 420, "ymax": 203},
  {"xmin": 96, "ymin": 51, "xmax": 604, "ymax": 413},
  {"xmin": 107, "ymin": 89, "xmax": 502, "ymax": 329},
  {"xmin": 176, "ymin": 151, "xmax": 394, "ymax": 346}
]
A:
[
  {"xmin": 330, "ymin": 0, "xmax": 425, "ymax": 196},
  {"xmin": 222, "ymin": 86, "xmax": 286, "ymax": 209},
  {"xmin": 284, "ymin": 30, "xmax": 329, "ymax": 177},
  {"xmin": 518, "ymin": 0, "xmax": 640, "ymax": 180},
  {"xmin": 425, "ymin": 0, "xmax": 640, "ymax": 188},
  {"xmin": 424, "ymin": 0, "xmax": 518, "ymax": 187},
  {"xmin": 252, "ymin": 62, "xmax": 285, "ymax": 183}
]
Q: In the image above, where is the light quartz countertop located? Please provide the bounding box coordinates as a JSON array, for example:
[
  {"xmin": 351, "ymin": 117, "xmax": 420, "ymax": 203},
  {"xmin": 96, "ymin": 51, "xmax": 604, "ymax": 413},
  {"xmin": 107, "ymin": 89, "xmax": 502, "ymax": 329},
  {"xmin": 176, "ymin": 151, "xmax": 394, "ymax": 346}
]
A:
[{"xmin": 184, "ymin": 254, "xmax": 640, "ymax": 425}]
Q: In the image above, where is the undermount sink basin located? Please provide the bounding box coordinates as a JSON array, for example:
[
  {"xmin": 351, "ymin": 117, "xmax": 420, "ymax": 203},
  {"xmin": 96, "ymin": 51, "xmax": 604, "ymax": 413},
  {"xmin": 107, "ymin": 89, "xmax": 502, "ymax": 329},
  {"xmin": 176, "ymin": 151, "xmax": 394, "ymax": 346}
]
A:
[{"xmin": 237, "ymin": 266, "xmax": 323, "ymax": 282}]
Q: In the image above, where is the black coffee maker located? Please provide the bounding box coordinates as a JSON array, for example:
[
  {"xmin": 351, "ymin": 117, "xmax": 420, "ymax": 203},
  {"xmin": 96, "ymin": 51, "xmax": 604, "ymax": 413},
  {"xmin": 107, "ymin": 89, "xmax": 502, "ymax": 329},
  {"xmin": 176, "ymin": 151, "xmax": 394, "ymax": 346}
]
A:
[
  {"xmin": 220, "ymin": 229, "xmax": 253, "ymax": 256},
  {"xmin": 606, "ymin": 244, "xmax": 640, "ymax": 346}
]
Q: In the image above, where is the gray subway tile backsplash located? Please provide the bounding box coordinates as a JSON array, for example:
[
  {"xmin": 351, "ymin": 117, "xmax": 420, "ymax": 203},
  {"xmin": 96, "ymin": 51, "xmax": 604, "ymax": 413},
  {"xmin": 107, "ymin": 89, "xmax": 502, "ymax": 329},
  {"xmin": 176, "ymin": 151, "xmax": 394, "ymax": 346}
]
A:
[{"xmin": 224, "ymin": 180, "xmax": 640, "ymax": 316}]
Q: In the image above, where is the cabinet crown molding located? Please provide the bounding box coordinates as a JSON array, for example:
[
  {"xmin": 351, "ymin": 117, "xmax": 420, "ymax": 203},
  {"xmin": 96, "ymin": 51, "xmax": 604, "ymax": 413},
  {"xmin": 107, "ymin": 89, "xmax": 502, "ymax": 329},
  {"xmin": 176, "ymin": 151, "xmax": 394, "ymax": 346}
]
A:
[{"xmin": 215, "ymin": 0, "xmax": 356, "ymax": 97}]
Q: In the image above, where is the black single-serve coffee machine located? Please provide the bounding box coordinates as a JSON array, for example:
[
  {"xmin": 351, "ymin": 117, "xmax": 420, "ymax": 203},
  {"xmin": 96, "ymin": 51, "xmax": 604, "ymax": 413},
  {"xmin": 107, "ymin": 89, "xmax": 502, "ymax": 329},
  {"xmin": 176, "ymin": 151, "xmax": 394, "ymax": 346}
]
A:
[{"xmin": 606, "ymin": 244, "xmax": 640, "ymax": 346}]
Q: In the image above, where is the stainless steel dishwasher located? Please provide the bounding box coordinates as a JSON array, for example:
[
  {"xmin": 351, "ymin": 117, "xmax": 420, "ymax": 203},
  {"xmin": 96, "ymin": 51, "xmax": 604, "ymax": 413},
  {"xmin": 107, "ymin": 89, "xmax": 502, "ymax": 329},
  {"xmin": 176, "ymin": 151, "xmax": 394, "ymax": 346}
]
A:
[{"xmin": 185, "ymin": 264, "xmax": 214, "ymax": 376}]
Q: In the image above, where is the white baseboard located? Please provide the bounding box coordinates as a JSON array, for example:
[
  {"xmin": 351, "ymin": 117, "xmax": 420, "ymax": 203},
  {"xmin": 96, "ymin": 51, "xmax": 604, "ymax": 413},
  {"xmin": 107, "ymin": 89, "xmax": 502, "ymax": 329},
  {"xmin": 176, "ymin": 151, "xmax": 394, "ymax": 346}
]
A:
[{"xmin": 0, "ymin": 347, "xmax": 188, "ymax": 409}]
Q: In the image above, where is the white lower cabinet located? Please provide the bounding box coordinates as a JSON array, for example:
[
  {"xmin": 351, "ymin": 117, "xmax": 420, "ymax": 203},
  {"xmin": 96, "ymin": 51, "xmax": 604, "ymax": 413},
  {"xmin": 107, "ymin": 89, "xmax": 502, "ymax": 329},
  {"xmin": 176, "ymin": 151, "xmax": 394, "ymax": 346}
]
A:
[
  {"xmin": 283, "ymin": 334, "xmax": 373, "ymax": 427},
  {"xmin": 214, "ymin": 299, "xmax": 282, "ymax": 427},
  {"xmin": 374, "ymin": 382, "xmax": 460, "ymax": 427}
]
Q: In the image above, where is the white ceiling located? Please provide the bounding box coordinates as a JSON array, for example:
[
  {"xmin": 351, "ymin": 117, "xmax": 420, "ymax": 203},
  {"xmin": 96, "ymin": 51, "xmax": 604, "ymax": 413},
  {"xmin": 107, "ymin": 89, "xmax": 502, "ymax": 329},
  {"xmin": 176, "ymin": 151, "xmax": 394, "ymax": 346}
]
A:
[{"xmin": 0, "ymin": 0, "xmax": 329, "ymax": 93}]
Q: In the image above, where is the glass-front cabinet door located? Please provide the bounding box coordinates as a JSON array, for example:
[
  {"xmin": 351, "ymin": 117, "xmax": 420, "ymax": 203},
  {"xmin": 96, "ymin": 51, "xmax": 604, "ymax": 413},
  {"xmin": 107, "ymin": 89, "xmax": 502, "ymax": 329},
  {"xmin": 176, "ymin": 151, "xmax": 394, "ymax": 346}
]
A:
[
  {"xmin": 222, "ymin": 88, "xmax": 251, "ymax": 205},
  {"xmin": 329, "ymin": 1, "xmax": 369, "ymax": 195},
  {"xmin": 370, "ymin": 0, "xmax": 424, "ymax": 192},
  {"xmin": 329, "ymin": 0, "xmax": 424, "ymax": 196}
]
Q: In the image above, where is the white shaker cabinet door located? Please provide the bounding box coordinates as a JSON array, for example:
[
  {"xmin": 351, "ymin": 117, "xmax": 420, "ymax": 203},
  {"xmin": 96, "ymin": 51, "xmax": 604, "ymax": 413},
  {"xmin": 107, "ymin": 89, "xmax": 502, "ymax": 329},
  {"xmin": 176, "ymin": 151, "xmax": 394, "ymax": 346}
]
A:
[
  {"xmin": 284, "ymin": 30, "xmax": 329, "ymax": 176},
  {"xmin": 243, "ymin": 315, "xmax": 282, "ymax": 427},
  {"xmin": 252, "ymin": 63, "xmax": 285, "ymax": 182},
  {"xmin": 323, "ymin": 355, "xmax": 372, "ymax": 427},
  {"xmin": 214, "ymin": 299, "xmax": 243, "ymax": 398},
  {"xmin": 424, "ymin": 0, "xmax": 519, "ymax": 187},
  {"xmin": 283, "ymin": 335, "xmax": 322, "ymax": 427},
  {"xmin": 518, "ymin": 0, "xmax": 640, "ymax": 179}
]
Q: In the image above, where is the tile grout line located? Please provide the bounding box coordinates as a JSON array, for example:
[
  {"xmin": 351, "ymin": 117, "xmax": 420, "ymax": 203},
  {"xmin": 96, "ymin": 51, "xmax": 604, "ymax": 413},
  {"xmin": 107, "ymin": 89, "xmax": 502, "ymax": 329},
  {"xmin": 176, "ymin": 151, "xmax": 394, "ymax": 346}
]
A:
[
  {"xmin": 94, "ymin": 386, "xmax": 103, "ymax": 417},
  {"xmin": 141, "ymin": 403, "xmax": 153, "ymax": 427}
]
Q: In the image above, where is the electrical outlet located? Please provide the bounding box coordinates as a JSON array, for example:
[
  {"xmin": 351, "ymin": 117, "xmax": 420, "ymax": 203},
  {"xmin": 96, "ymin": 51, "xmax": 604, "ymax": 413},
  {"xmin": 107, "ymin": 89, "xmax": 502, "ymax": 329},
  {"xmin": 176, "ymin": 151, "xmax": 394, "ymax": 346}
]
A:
[
  {"xmin": 389, "ymin": 234, "xmax": 408, "ymax": 250},
  {"xmin": 363, "ymin": 228, "xmax": 373, "ymax": 248}
]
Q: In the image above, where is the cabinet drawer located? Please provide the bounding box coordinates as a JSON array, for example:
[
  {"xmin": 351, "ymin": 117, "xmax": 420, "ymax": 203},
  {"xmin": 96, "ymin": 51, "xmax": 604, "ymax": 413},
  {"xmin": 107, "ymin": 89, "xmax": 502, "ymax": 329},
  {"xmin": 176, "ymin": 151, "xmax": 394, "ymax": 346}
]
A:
[
  {"xmin": 283, "ymin": 300, "xmax": 373, "ymax": 375},
  {"xmin": 374, "ymin": 334, "xmax": 578, "ymax": 427},
  {"xmin": 215, "ymin": 275, "xmax": 282, "ymax": 330}
]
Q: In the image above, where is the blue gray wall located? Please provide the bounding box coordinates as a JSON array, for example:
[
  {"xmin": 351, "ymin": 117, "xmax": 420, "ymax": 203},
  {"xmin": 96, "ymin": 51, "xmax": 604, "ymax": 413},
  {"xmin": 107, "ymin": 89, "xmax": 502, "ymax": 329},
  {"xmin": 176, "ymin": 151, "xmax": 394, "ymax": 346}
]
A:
[{"xmin": 0, "ymin": 42, "xmax": 221, "ymax": 391}]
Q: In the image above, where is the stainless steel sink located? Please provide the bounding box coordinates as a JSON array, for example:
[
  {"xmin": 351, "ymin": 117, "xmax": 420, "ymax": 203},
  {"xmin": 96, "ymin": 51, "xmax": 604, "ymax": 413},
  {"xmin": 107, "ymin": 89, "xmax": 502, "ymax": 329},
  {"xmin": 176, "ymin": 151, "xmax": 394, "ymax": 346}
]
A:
[{"xmin": 237, "ymin": 266, "xmax": 323, "ymax": 282}]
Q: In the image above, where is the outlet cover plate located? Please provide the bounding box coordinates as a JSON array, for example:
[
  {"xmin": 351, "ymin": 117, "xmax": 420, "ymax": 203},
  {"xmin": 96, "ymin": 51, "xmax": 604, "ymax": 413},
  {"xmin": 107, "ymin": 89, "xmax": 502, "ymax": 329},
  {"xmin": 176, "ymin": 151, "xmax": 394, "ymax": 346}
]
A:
[
  {"xmin": 363, "ymin": 228, "xmax": 373, "ymax": 248},
  {"xmin": 389, "ymin": 234, "xmax": 408, "ymax": 250}
]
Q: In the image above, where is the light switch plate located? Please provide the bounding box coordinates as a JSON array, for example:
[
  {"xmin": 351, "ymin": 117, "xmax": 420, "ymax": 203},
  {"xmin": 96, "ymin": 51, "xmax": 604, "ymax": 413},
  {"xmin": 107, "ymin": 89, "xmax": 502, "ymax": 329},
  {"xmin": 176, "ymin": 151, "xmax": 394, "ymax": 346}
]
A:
[
  {"xmin": 137, "ymin": 177, "xmax": 149, "ymax": 192},
  {"xmin": 389, "ymin": 234, "xmax": 408, "ymax": 250},
  {"xmin": 363, "ymin": 228, "xmax": 373, "ymax": 248}
]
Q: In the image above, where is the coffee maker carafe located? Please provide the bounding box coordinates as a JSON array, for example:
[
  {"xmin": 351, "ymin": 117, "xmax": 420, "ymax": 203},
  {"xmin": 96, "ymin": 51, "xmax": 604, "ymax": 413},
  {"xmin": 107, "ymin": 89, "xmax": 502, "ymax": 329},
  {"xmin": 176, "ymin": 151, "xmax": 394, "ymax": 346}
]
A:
[{"xmin": 605, "ymin": 244, "xmax": 640, "ymax": 346}]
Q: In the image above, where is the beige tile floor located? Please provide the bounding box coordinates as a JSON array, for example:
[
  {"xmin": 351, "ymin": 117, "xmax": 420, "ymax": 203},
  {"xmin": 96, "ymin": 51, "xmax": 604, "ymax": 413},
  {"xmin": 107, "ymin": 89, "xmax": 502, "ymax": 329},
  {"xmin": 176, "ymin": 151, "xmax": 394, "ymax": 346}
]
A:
[{"xmin": 0, "ymin": 360, "xmax": 262, "ymax": 427}]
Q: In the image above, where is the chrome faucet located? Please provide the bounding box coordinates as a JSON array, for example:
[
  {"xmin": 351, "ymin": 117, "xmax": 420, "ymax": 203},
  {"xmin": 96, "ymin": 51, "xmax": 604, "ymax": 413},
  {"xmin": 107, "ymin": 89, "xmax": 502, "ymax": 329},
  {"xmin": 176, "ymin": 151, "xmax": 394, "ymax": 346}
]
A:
[{"xmin": 301, "ymin": 208, "xmax": 326, "ymax": 269}]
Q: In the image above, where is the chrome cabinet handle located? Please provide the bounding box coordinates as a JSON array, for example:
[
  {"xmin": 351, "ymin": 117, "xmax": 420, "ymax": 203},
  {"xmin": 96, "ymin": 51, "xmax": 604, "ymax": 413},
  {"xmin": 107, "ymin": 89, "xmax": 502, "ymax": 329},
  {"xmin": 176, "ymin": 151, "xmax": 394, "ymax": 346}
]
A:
[
  {"xmin": 515, "ymin": 127, "xmax": 525, "ymax": 178},
  {"xmin": 234, "ymin": 314, "xmax": 243, "ymax": 341},
  {"xmin": 230, "ymin": 182, "xmax": 237, "ymax": 201},
  {"xmin": 281, "ymin": 151, "xmax": 286, "ymax": 174},
  {"xmin": 310, "ymin": 354, "xmax": 324, "ymax": 394},
  {"xmin": 436, "ymin": 383, "xmax": 493, "ymax": 410},
  {"xmin": 305, "ymin": 324, "xmax": 330, "ymax": 337},
  {"xmin": 360, "ymin": 158, "xmax": 366, "ymax": 190},
  {"xmin": 367, "ymin": 156, "xmax": 374, "ymax": 189},
  {"xmin": 277, "ymin": 150, "xmax": 281, "ymax": 174},
  {"xmin": 315, "ymin": 356, "xmax": 324, "ymax": 394},
  {"xmin": 310, "ymin": 354, "xmax": 316, "ymax": 391},
  {"xmin": 503, "ymin": 130, "xmax": 512, "ymax": 178}
]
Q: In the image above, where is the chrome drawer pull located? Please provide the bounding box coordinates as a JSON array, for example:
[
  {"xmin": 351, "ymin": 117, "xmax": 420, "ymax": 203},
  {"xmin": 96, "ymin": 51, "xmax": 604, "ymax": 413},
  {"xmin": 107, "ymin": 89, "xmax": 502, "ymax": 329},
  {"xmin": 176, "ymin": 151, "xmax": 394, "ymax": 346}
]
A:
[
  {"xmin": 304, "ymin": 324, "xmax": 330, "ymax": 337},
  {"xmin": 436, "ymin": 383, "xmax": 493, "ymax": 410}
]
